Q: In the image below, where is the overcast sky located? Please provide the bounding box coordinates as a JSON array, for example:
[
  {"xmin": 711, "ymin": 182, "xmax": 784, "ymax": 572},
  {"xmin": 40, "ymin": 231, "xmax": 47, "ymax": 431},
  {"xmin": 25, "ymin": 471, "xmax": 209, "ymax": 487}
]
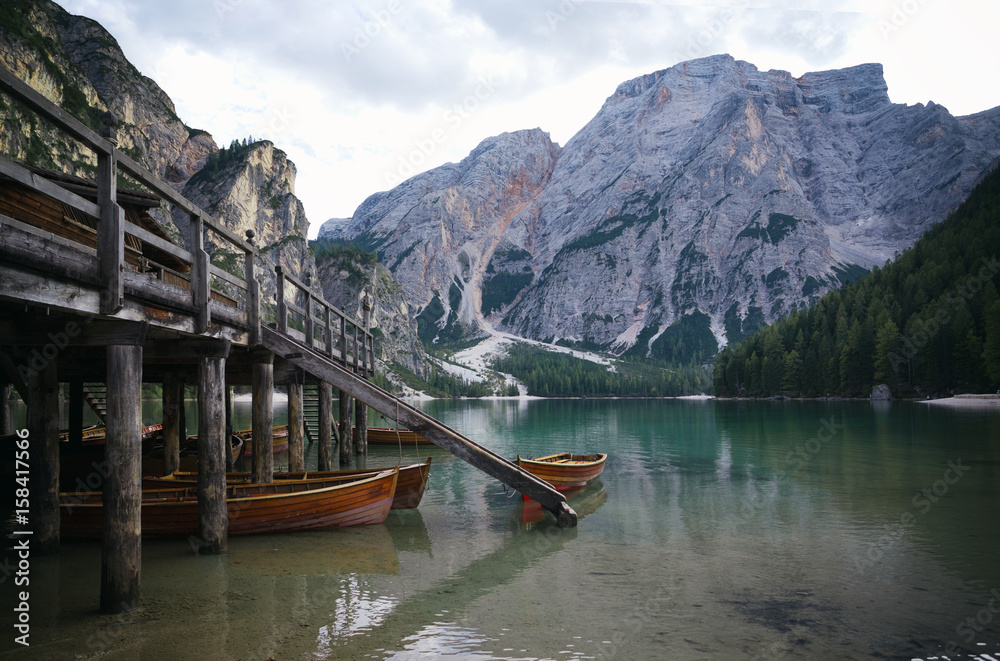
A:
[{"xmin": 57, "ymin": 0, "xmax": 1000, "ymax": 237}]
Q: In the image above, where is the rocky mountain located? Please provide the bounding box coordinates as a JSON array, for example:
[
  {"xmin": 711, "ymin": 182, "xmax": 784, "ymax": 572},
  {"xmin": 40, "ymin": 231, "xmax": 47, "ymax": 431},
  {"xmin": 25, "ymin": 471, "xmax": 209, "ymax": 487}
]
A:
[
  {"xmin": 0, "ymin": 0, "xmax": 211, "ymax": 191},
  {"xmin": 314, "ymin": 243, "xmax": 427, "ymax": 378},
  {"xmin": 323, "ymin": 55, "xmax": 1000, "ymax": 359}
]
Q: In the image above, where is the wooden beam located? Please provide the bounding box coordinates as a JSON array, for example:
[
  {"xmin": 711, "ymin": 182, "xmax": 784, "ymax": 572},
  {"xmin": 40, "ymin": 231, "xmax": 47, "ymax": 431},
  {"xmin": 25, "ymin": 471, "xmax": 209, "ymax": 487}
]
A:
[
  {"xmin": 0, "ymin": 319, "xmax": 148, "ymax": 347},
  {"xmin": 196, "ymin": 354, "xmax": 228, "ymax": 554},
  {"xmin": 261, "ymin": 326, "xmax": 576, "ymax": 525},
  {"xmin": 27, "ymin": 356, "xmax": 60, "ymax": 554},
  {"xmin": 101, "ymin": 344, "xmax": 142, "ymax": 613},
  {"xmin": 0, "ymin": 351, "xmax": 29, "ymax": 401},
  {"xmin": 145, "ymin": 338, "xmax": 233, "ymax": 363},
  {"xmin": 0, "ymin": 156, "xmax": 102, "ymax": 218}
]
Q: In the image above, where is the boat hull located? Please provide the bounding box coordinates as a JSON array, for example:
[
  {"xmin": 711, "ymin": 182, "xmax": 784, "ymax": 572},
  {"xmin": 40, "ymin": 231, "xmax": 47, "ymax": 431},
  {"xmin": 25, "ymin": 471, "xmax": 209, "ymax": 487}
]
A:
[
  {"xmin": 60, "ymin": 469, "xmax": 398, "ymax": 539},
  {"xmin": 360, "ymin": 426, "xmax": 434, "ymax": 446},
  {"xmin": 516, "ymin": 453, "xmax": 607, "ymax": 491},
  {"xmin": 142, "ymin": 458, "xmax": 432, "ymax": 510}
]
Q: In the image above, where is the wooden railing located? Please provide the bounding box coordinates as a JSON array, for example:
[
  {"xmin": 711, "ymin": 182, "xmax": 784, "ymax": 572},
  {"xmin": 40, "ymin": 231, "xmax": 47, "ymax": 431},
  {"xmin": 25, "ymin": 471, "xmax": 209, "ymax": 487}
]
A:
[
  {"xmin": 275, "ymin": 266, "xmax": 374, "ymax": 376},
  {"xmin": 0, "ymin": 64, "xmax": 260, "ymax": 341}
]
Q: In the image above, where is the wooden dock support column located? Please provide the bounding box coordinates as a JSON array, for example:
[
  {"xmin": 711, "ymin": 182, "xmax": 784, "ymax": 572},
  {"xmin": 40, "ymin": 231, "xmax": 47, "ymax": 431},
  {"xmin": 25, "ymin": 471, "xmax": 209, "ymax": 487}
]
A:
[
  {"xmin": 318, "ymin": 381, "xmax": 334, "ymax": 471},
  {"xmin": 355, "ymin": 289, "xmax": 371, "ymax": 456},
  {"xmin": 27, "ymin": 358, "xmax": 59, "ymax": 555},
  {"xmin": 162, "ymin": 372, "xmax": 183, "ymax": 476},
  {"xmin": 101, "ymin": 343, "xmax": 142, "ymax": 613},
  {"xmin": 252, "ymin": 353, "xmax": 274, "ymax": 483},
  {"xmin": 339, "ymin": 390, "xmax": 353, "ymax": 465},
  {"xmin": 68, "ymin": 377, "xmax": 83, "ymax": 452},
  {"xmin": 287, "ymin": 380, "xmax": 304, "ymax": 472},
  {"xmin": 197, "ymin": 342, "xmax": 230, "ymax": 555},
  {"xmin": 0, "ymin": 383, "xmax": 10, "ymax": 435},
  {"xmin": 355, "ymin": 400, "xmax": 367, "ymax": 455}
]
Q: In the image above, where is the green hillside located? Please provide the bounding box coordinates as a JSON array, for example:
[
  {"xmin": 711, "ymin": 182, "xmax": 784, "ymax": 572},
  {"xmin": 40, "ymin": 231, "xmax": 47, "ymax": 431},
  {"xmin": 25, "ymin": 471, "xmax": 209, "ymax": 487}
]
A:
[{"xmin": 714, "ymin": 165, "xmax": 1000, "ymax": 398}]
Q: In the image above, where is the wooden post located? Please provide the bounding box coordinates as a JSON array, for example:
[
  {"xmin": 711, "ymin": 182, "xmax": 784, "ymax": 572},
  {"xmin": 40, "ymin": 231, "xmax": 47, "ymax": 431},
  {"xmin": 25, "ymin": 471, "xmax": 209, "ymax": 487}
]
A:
[
  {"xmin": 339, "ymin": 313, "xmax": 348, "ymax": 368},
  {"xmin": 101, "ymin": 344, "xmax": 142, "ymax": 613},
  {"xmin": 356, "ymin": 288, "xmax": 371, "ymax": 455},
  {"xmin": 287, "ymin": 380, "xmax": 304, "ymax": 473},
  {"xmin": 97, "ymin": 112, "xmax": 124, "ymax": 315},
  {"xmin": 225, "ymin": 384, "xmax": 234, "ymax": 471},
  {"xmin": 162, "ymin": 372, "xmax": 182, "ymax": 476},
  {"xmin": 68, "ymin": 377, "xmax": 83, "ymax": 452},
  {"xmin": 275, "ymin": 266, "xmax": 287, "ymax": 334},
  {"xmin": 324, "ymin": 305, "xmax": 333, "ymax": 357},
  {"xmin": 27, "ymin": 358, "xmax": 59, "ymax": 555},
  {"xmin": 352, "ymin": 322, "xmax": 360, "ymax": 372},
  {"xmin": 190, "ymin": 214, "xmax": 211, "ymax": 334},
  {"xmin": 252, "ymin": 354, "xmax": 274, "ymax": 483},
  {"xmin": 197, "ymin": 350, "xmax": 229, "ymax": 554},
  {"xmin": 0, "ymin": 383, "xmax": 10, "ymax": 435},
  {"xmin": 338, "ymin": 390, "xmax": 353, "ymax": 465},
  {"xmin": 244, "ymin": 230, "xmax": 260, "ymax": 346},
  {"xmin": 304, "ymin": 273, "xmax": 314, "ymax": 348},
  {"xmin": 318, "ymin": 381, "xmax": 333, "ymax": 471},
  {"xmin": 355, "ymin": 400, "xmax": 367, "ymax": 456}
]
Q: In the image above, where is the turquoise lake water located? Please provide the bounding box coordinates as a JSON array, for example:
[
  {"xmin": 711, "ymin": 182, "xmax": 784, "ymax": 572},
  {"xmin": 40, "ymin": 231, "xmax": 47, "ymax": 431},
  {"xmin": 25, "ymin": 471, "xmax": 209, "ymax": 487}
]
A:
[{"xmin": 2, "ymin": 398, "xmax": 999, "ymax": 660}]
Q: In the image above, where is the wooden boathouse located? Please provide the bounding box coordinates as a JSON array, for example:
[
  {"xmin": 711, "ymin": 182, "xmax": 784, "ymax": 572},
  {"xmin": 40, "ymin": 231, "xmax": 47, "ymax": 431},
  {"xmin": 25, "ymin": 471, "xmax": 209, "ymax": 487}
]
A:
[{"xmin": 0, "ymin": 65, "xmax": 576, "ymax": 614}]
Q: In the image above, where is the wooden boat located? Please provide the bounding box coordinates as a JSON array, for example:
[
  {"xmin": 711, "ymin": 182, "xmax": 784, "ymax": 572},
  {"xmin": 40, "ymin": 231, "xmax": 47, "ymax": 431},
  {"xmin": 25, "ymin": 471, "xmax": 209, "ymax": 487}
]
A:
[
  {"xmin": 60, "ymin": 468, "xmax": 398, "ymax": 539},
  {"xmin": 58, "ymin": 423, "xmax": 163, "ymax": 446},
  {"xmin": 360, "ymin": 425, "xmax": 434, "ymax": 446},
  {"xmin": 141, "ymin": 457, "xmax": 432, "ymax": 510},
  {"xmin": 235, "ymin": 424, "xmax": 290, "ymax": 456},
  {"xmin": 516, "ymin": 452, "xmax": 607, "ymax": 491}
]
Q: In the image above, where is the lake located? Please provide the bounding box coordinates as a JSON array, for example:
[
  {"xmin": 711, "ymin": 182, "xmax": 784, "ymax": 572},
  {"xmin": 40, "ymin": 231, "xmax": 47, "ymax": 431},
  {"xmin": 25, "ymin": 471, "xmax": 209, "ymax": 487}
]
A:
[{"xmin": 2, "ymin": 398, "xmax": 999, "ymax": 660}]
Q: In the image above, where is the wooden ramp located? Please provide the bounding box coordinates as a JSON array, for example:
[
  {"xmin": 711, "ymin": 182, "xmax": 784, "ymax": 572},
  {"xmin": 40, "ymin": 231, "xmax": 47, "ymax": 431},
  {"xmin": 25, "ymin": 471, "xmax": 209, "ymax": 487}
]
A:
[{"xmin": 261, "ymin": 326, "xmax": 578, "ymax": 526}]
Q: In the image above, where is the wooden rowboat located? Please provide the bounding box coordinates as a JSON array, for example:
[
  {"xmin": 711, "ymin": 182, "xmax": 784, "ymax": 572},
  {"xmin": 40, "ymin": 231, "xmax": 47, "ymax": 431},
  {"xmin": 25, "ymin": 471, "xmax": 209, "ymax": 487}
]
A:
[
  {"xmin": 235, "ymin": 424, "xmax": 290, "ymax": 456},
  {"xmin": 60, "ymin": 468, "xmax": 398, "ymax": 539},
  {"xmin": 359, "ymin": 425, "xmax": 434, "ymax": 446},
  {"xmin": 516, "ymin": 452, "xmax": 607, "ymax": 491},
  {"xmin": 58, "ymin": 423, "xmax": 164, "ymax": 446},
  {"xmin": 141, "ymin": 457, "xmax": 432, "ymax": 510}
]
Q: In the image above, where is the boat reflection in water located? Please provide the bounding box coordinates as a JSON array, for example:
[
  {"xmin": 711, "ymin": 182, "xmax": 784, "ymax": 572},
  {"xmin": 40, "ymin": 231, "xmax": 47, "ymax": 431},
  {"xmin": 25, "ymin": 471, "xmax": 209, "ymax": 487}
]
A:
[{"xmin": 517, "ymin": 480, "xmax": 608, "ymax": 528}]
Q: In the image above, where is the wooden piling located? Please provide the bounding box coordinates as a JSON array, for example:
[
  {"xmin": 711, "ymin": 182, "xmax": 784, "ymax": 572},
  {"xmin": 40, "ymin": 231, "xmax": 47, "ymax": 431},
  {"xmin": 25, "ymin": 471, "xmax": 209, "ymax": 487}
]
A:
[
  {"xmin": 197, "ymin": 353, "xmax": 228, "ymax": 554},
  {"xmin": 318, "ymin": 381, "xmax": 333, "ymax": 471},
  {"xmin": 0, "ymin": 383, "xmax": 9, "ymax": 435},
  {"xmin": 162, "ymin": 372, "xmax": 183, "ymax": 476},
  {"xmin": 252, "ymin": 355, "xmax": 274, "ymax": 483},
  {"xmin": 101, "ymin": 344, "xmax": 142, "ymax": 613},
  {"xmin": 355, "ymin": 400, "xmax": 368, "ymax": 455},
  {"xmin": 287, "ymin": 381, "xmax": 304, "ymax": 472},
  {"xmin": 339, "ymin": 390, "xmax": 353, "ymax": 465},
  {"xmin": 27, "ymin": 357, "xmax": 59, "ymax": 555},
  {"xmin": 68, "ymin": 376, "xmax": 83, "ymax": 452}
]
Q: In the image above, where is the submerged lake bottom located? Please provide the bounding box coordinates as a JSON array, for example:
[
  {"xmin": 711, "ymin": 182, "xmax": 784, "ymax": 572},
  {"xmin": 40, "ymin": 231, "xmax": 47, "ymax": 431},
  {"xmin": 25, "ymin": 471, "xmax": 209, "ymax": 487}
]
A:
[{"xmin": 2, "ymin": 399, "xmax": 1000, "ymax": 660}]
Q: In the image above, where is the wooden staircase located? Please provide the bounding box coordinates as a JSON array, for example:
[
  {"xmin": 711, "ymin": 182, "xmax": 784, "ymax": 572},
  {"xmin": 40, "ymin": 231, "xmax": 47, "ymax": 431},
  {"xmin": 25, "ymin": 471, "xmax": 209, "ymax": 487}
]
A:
[
  {"xmin": 303, "ymin": 383, "xmax": 320, "ymax": 445},
  {"xmin": 82, "ymin": 383, "xmax": 107, "ymax": 423},
  {"xmin": 261, "ymin": 325, "xmax": 577, "ymax": 526}
]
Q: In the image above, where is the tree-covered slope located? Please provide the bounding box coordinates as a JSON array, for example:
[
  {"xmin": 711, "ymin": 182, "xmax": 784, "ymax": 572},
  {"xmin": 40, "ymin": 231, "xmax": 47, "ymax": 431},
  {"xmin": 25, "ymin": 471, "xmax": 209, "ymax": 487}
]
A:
[{"xmin": 714, "ymin": 165, "xmax": 1000, "ymax": 398}]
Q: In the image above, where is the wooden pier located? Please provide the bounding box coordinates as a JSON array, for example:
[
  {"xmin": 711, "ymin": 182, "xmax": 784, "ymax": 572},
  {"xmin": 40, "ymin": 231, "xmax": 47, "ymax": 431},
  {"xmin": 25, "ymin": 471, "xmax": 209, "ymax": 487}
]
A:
[{"xmin": 0, "ymin": 64, "xmax": 575, "ymax": 614}]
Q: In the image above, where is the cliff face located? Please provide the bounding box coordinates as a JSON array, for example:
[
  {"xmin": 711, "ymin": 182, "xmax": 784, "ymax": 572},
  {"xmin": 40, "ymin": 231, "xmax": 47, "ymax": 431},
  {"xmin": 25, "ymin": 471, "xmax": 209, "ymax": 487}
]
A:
[
  {"xmin": 0, "ymin": 0, "xmax": 209, "ymax": 189},
  {"xmin": 322, "ymin": 128, "xmax": 560, "ymax": 343},
  {"xmin": 325, "ymin": 55, "xmax": 1000, "ymax": 355},
  {"xmin": 316, "ymin": 252, "xmax": 427, "ymax": 377}
]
